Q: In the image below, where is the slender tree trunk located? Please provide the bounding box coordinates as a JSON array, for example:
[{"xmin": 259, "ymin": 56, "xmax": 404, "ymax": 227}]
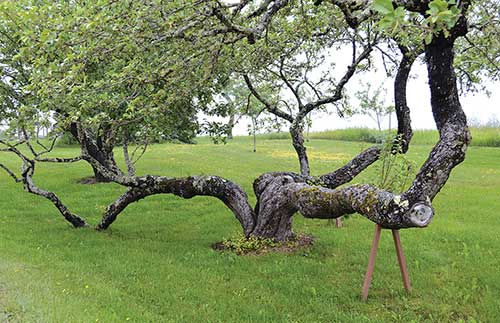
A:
[
  {"xmin": 252, "ymin": 117, "xmax": 257, "ymax": 152},
  {"xmin": 306, "ymin": 117, "xmax": 310, "ymax": 142},
  {"xmin": 227, "ymin": 113, "xmax": 235, "ymax": 140},
  {"xmin": 376, "ymin": 114, "xmax": 382, "ymax": 133},
  {"xmin": 290, "ymin": 120, "xmax": 310, "ymax": 176}
]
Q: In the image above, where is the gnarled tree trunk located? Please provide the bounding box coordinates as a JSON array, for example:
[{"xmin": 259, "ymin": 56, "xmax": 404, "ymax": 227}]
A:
[{"xmin": 69, "ymin": 122, "xmax": 122, "ymax": 182}]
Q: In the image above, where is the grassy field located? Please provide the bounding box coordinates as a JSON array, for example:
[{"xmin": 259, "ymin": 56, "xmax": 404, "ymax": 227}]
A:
[
  {"xmin": 0, "ymin": 136, "xmax": 499, "ymax": 322},
  {"xmin": 262, "ymin": 127, "xmax": 500, "ymax": 147}
]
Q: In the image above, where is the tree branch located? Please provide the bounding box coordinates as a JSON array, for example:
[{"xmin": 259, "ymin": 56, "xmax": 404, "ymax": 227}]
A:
[
  {"xmin": 97, "ymin": 175, "xmax": 256, "ymax": 236},
  {"xmin": 0, "ymin": 140, "xmax": 87, "ymax": 227},
  {"xmin": 243, "ymin": 74, "xmax": 294, "ymax": 122}
]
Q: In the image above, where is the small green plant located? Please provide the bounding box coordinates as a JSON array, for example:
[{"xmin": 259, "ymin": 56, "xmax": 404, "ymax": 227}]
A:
[
  {"xmin": 219, "ymin": 233, "xmax": 312, "ymax": 255},
  {"xmin": 372, "ymin": 134, "xmax": 416, "ymax": 193},
  {"xmin": 222, "ymin": 236, "xmax": 277, "ymax": 255}
]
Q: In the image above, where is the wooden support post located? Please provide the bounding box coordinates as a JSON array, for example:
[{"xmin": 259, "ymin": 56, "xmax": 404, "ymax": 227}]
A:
[
  {"xmin": 361, "ymin": 224, "xmax": 412, "ymax": 301},
  {"xmin": 362, "ymin": 224, "xmax": 382, "ymax": 301},
  {"xmin": 392, "ymin": 229, "xmax": 412, "ymax": 292},
  {"xmin": 336, "ymin": 218, "xmax": 342, "ymax": 228}
]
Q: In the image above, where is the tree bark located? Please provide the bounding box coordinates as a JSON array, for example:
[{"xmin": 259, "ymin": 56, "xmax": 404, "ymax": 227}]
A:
[
  {"xmin": 97, "ymin": 175, "xmax": 255, "ymax": 236},
  {"xmin": 290, "ymin": 120, "xmax": 310, "ymax": 176},
  {"xmin": 403, "ymin": 32, "xmax": 470, "ymax": 204},
  {"xmin": 394, "ymin": 46, "xmax": 418, "ymax": 152},
  {"xmin": 263, "ymin": 182, "xmax": 433, "ymax": 230},
  {"xmin": 227, "ymin": 113, "xmax": 235, "ymax": 140},
  {"xmin": 88, "ymin": 6, "xmax": 471, "ymax": 242},
  {"xmin": 69, "ymin": 122, "xmax": 122, "ymax": 182}
]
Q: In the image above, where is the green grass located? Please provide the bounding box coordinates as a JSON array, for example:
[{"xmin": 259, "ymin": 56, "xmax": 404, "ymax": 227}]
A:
[
  {"xmin": 261, "ymin": 127, "xmax": 500, "ymax": 147},
  {"xmin": 1, "ymin": 137, "xmax": 499, "ymax": 322}
]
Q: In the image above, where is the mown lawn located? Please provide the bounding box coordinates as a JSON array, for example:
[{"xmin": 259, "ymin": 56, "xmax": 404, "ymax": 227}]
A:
[{"xmin": 0, "ymin": 137, "xmax": 499, "ymax": 322}]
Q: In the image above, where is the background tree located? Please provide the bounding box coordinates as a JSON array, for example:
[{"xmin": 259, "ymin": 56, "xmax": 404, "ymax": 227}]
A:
[
  {"xmin": 453, "ymin": 0, "xmax": 500, "ymax": 93},
  {"xmin": 5, "ymin": 0, "xmax": 223, "ymax": 182},
  {"xmin": 235, "ymin": 2, "xmax": 374, "ymax": 176},
  {"xmin": 355, "ymin": 82, "xmax": 395, "ymax": 134}
]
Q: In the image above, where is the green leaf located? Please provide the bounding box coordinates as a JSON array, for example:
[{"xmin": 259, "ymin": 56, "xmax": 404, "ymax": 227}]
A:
[
  {"xmin": 424, "ymin": 32, "xmax": 433, "ymax": 45},
  {"xmin": 373, "ymin": 0, "xmax": 394, "ymax": 15}
]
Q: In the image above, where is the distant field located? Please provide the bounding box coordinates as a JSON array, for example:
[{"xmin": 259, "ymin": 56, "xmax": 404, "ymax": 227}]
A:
[
  {"xmin": 259, "ymin": 127, "xmax": 500, "ymax": 147},
  {"xmin": 1, "ymin": 137, "xmax": 499, "ymax": 322}
]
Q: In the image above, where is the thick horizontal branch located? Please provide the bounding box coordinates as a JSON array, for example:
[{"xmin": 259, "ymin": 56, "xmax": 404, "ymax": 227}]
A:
[
  {"xmin": 251, "ymin": 173, "xmax": 432, "ymax": 240},
  {"xmin": 292, "ymin": 183, "xmax": 433, "ymax": 228},
  {"xmin": 98, "ymin": 175, "xmax": 256, "ymax": 236}
]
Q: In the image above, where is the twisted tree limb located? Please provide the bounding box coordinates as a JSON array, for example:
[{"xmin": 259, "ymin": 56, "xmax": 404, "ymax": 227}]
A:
[
  {"xmin": 97, "ymin": 175, "xmax": 255, "ymax": 236},
  {"xmin": 1, "ymin": 0, "xmax": 471, "ymax": 244},
  {"xmin": 0, "ymin": 139, "xmax": 88, "ymax": 228},
  {"xmin": 393, "ymin": 45, "xmax": 421, "ymax": 152}
]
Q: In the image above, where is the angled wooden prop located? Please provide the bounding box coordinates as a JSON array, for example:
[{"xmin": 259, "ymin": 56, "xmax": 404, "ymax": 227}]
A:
[{"xmin": 362, "ymin": 224, "xmax": 412, "ymax": 301}]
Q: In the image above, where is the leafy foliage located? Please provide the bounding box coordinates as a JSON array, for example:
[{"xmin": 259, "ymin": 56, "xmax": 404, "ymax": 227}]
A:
[
  {"xmin": 2, "ymin": 0, "xmax": 228, "ymax": 146},
  {"xmin": 373, "ymin": 0, "xmax": 461, "ymax": 44},
  {"xmin": 371, "ymin": 135, "xmax": 416, "ymax": 193},
  {"xmin": 454, "ymin": 0, "xmax": 500, "ymax": 93}
]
